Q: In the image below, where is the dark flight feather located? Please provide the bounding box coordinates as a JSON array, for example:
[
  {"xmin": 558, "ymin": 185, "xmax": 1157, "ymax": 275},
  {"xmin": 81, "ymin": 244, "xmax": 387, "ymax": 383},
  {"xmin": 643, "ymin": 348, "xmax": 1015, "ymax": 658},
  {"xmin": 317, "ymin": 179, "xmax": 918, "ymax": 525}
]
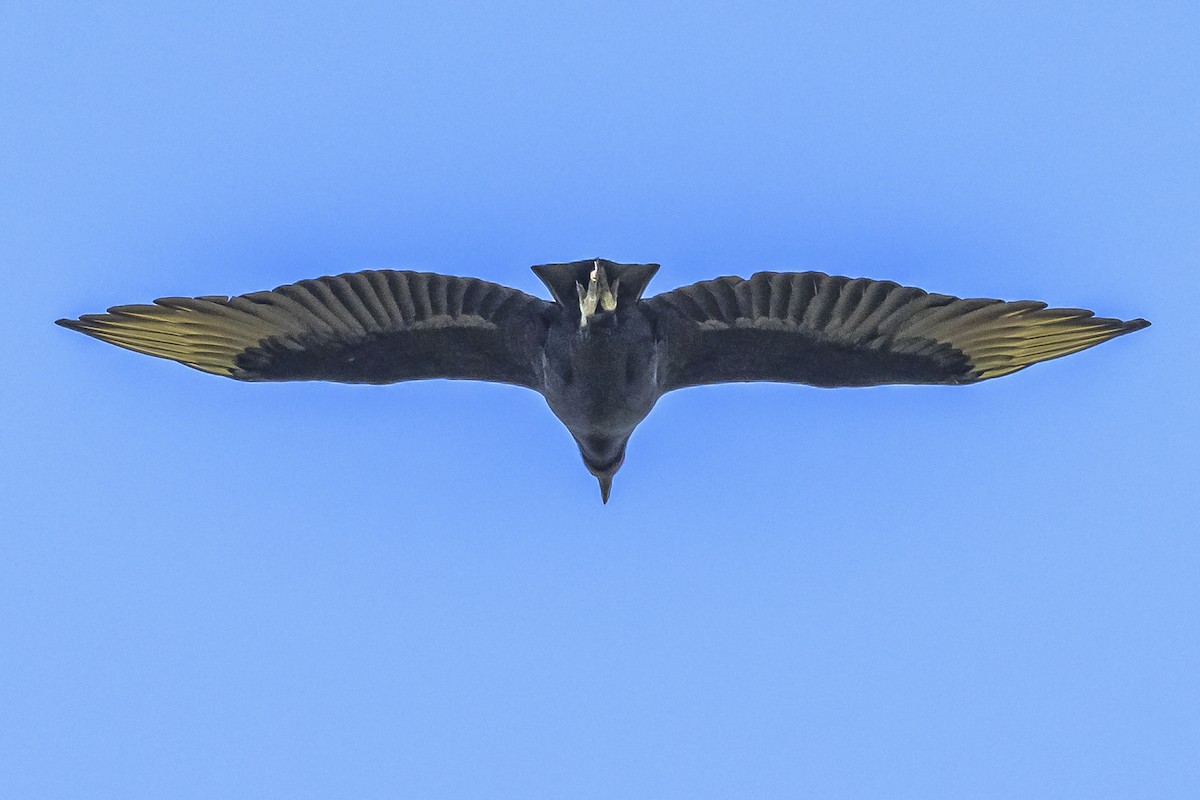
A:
[
  {"xmin": 645, "ymin": 271, "xmax": 1149, "ymax": 390},
  {"xmin": 56, "ymin": 270, "xmax": 552, "ymax": 388}
]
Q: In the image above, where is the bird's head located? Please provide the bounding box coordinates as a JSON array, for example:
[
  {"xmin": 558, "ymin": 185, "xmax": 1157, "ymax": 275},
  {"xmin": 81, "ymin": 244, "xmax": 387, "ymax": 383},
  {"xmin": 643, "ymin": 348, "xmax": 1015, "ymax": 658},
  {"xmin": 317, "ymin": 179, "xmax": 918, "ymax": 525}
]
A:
[{"xmin": 575, "ymin": 434, "xmax": 628, "ymax": 504}]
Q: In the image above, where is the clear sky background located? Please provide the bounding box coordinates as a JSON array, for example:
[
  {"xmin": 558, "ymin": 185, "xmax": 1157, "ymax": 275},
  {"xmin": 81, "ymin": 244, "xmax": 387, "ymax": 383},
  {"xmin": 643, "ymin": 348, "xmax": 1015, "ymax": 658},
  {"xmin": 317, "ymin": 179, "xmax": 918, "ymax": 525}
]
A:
[{"xmin": 2, "ymin": 2, "xmax": 1196, "ymax": 797}]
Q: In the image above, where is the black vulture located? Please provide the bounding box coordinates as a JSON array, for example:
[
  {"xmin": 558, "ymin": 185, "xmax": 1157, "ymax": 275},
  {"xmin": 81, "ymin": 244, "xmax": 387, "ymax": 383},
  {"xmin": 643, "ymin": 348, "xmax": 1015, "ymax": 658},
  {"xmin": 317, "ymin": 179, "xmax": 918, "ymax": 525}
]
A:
[{"xmin": 57, "ymin": 259, "xmax": 1149, "ymax": 502}]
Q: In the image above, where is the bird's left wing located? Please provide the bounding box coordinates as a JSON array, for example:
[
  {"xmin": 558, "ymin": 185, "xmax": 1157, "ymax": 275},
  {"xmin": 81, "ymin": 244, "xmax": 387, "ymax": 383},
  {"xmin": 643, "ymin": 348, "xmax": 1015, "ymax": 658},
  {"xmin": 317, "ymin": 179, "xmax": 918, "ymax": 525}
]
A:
[
  {"xmin": 645, "ymin": 271, "xmax": 1148, "ymax": 390},
  {"xmin": 58, "ymin": 270, "xmax": 552, "ymax": 388}
]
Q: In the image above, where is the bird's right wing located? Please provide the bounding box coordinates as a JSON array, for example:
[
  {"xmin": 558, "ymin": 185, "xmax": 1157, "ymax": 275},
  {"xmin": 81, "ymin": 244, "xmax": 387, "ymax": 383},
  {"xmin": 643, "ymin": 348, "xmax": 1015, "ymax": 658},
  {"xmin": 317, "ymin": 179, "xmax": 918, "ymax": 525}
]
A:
[
  {"xmin": 58, "ymin": 270, "xmax": 552, "ymax": 388},
  {"xmin": 645, "ymin": 271, "xmax": 1148, "ymax": 390}
]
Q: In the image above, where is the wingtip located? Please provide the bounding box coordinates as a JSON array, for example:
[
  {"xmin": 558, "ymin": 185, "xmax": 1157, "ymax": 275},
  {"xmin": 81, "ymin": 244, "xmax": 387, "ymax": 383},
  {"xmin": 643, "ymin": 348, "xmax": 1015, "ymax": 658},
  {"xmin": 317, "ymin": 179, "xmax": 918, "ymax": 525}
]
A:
[{"xmin": 1125, "ymin": 317, "xmax": 1151, "ymax": 332}]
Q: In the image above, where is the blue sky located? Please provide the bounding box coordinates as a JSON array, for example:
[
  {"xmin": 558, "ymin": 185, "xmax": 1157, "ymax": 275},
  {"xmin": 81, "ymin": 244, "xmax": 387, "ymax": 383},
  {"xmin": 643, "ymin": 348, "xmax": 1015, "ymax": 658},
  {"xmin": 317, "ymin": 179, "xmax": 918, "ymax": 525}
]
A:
[{"xmin": 2, "ymin": 2, "xmax": 1196, "ymax": 797}]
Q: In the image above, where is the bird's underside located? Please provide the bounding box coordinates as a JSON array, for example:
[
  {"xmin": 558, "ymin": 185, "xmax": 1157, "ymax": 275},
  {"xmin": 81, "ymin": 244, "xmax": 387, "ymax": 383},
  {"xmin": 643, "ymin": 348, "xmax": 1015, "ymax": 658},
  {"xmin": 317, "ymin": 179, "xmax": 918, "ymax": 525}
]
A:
[{"xmin": 58, "ymin": 258, "xmax": 1149, "ymax": 502}]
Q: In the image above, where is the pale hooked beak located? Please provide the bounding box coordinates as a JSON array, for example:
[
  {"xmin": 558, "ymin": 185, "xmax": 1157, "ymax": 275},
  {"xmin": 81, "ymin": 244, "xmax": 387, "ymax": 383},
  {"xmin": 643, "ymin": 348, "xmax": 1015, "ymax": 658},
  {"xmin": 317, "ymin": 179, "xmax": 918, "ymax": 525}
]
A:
[{"xmin": 576, "ymin": 260, "xmax": 619, "ymax": 327}]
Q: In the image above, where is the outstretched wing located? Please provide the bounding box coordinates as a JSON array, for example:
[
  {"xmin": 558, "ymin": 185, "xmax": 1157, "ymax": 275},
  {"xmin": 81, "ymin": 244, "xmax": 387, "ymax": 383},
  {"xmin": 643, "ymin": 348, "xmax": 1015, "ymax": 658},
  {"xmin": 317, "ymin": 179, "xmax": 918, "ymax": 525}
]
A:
[
  {"xmin": 645, "ymin": 271, "xmax": 1149, "ymax": 390},
  {"xmin": 58, "ymin": 270, "xmax": 552, "ymax": 388}
]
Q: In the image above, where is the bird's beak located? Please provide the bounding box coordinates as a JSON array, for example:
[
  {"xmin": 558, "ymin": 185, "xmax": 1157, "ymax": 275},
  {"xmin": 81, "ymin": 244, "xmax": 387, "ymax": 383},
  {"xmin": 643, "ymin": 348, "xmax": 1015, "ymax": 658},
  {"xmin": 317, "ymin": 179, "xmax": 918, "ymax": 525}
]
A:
[{"xmin": 597, "ymin": 474, "xmax": 613, "ymax": 504}]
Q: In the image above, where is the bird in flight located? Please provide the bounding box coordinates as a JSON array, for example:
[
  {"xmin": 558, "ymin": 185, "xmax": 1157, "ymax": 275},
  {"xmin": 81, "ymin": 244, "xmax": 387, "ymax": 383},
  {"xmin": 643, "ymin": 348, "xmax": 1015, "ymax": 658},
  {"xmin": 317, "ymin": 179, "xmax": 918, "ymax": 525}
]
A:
[{"xmin": 58, "ymin": 259, "xmax": 1149, "ymax": 502}]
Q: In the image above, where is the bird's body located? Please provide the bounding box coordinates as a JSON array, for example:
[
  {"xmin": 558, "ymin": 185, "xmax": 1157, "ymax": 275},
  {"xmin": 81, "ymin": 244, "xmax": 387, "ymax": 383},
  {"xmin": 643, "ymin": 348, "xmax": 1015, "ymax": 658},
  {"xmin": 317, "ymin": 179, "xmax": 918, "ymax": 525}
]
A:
[
  {"xmin": 58, "ymin": 258, "xmax": 1149, "ymax": 502},
  {"xmin": 542, "ymin": 298, "xmax": 661, "ymax": 498}
]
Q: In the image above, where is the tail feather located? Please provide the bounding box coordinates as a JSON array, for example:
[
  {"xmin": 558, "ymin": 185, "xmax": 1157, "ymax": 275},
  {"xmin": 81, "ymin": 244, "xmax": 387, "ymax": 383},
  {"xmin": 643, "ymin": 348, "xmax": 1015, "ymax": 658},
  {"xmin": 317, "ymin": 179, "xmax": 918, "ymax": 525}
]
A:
[{"xmin": 531, "ymin": 258, "xmax": 660, "ymax": 316}]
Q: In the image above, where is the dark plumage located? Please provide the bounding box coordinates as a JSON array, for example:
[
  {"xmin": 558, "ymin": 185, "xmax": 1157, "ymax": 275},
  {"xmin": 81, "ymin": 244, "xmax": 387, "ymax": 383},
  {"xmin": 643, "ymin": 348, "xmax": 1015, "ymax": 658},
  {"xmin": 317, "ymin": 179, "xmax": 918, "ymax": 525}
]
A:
[{"xmin": 57, "ymin": 258, "xmax": 1149, "ymax": 502}]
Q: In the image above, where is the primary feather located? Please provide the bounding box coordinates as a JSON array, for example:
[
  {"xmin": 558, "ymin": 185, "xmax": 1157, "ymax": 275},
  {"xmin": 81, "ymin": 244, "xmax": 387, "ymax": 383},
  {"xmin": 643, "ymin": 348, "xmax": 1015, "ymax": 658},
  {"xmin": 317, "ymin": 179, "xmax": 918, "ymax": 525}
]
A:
[
  {"xmin": 58, "ymin": 270, "xmax": 550, "ymax": 387},
  {"xmin": 645, "ymin": 271, "xmax": 1147, "ymax": 388}
]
